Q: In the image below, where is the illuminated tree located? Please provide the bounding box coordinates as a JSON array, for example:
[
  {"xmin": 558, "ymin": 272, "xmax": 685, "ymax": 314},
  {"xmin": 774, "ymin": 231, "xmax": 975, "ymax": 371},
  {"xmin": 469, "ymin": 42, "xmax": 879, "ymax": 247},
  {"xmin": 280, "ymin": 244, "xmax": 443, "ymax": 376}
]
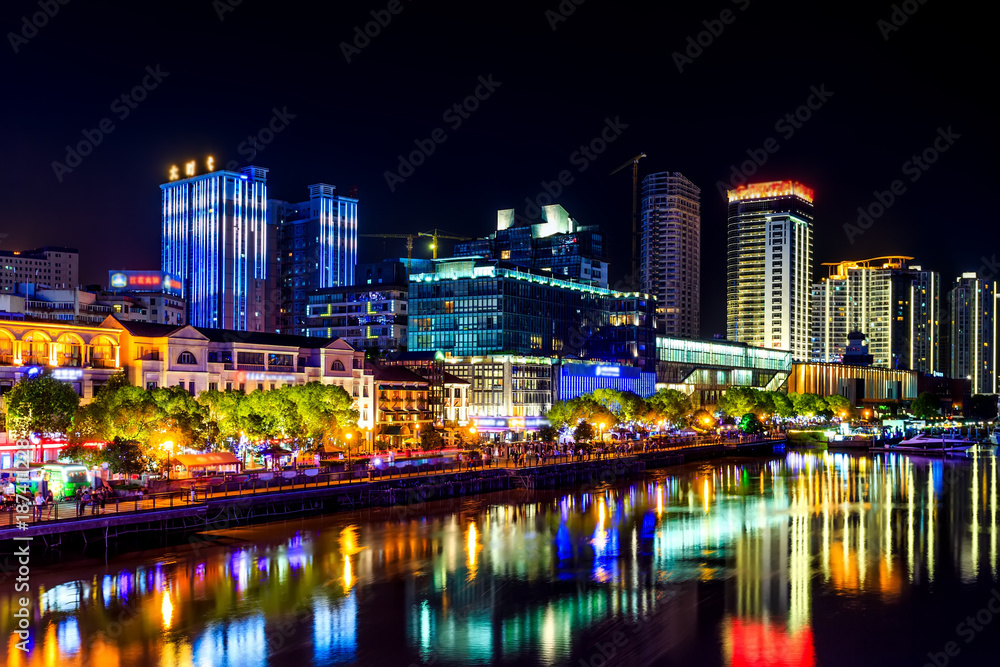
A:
[
  {"xmin": 4, "ymin": 373, "xmax": 80, "ymax": 438},
  {"xmin": 573, "ymin": 420, "xmax": 595, "ymax": 442},
  {"xmin": 645, "ymin": 388, "xmax": 693, "ymax": 428}
]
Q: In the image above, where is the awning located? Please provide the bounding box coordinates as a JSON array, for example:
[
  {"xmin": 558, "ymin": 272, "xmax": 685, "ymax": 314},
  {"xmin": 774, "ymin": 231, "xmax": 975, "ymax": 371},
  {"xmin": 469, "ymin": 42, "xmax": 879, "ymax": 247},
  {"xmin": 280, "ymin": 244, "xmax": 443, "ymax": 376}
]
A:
[{"xmin": 174, "ymin": 453, "xmax": 240, "ymax": 468}]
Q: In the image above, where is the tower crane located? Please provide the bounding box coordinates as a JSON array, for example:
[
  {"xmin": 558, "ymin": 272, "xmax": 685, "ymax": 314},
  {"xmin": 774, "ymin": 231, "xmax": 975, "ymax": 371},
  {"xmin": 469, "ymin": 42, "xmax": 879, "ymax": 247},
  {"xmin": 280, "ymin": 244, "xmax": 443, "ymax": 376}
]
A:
[
  {"xmin": 358, "ymin": 233, "xmax": 416, "ymax": 270},
  {"xmin": 418, "ymin": 229, "xmax": 474, "ymax": 260},
  {"xmin": 610, "ymin": 152, "xmax": 647, "ymax": 282}
]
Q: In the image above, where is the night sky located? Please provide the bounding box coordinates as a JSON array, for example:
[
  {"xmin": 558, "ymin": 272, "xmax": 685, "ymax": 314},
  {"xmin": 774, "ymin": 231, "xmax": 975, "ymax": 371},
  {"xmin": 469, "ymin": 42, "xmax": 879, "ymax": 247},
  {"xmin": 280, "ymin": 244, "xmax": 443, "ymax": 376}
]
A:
[{"xmin": 2, "ymin": 0, "xmax": 994, "ymax": 337}]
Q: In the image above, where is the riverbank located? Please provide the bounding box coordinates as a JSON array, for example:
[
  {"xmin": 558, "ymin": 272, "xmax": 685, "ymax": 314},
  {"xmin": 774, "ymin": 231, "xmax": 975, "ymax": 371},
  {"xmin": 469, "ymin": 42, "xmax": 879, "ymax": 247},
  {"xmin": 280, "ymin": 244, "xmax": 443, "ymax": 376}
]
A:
[{"xmin": 0, "ymin": 437, "xmax": 785, "ymax": 553}]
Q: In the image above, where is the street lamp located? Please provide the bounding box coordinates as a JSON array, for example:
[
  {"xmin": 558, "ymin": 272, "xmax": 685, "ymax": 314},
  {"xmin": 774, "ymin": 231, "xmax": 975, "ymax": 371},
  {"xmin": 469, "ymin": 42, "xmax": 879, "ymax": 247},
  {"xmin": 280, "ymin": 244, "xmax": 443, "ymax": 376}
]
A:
[
  {"xmin": 598, "ymin": 422, "xmax": 606, "ymax": 443},
  {"xmin": 345, "ymin": 432, "xmax": 353, "ymax": 467}
]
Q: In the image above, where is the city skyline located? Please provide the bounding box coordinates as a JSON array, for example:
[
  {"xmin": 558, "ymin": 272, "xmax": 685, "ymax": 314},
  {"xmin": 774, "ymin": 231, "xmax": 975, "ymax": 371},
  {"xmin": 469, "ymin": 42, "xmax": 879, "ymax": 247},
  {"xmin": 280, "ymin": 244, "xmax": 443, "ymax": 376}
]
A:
[{"xmin": 3, "ymin": 2, "xmax": 994, "ymax": 338}]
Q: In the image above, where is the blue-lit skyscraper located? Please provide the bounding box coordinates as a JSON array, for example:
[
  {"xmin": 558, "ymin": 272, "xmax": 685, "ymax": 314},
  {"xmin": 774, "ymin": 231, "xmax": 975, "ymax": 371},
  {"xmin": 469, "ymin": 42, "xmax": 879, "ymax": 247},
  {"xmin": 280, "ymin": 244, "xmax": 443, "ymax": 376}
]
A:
[
  {"xmin": 161, "ymin": 165, "xmax": 269, "ymax": 331},
  {"xmin": 269, "ymin": 184, "xmax": 358, "ymax": 335}
]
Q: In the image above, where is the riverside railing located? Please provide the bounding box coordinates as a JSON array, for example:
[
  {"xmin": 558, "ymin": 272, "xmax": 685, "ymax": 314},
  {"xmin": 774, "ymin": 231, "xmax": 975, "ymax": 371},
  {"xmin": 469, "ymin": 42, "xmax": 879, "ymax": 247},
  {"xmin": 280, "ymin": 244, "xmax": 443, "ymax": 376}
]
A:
[{"xmin": 2, "ymin": 434, "xmax": 785, "ymax": 529}]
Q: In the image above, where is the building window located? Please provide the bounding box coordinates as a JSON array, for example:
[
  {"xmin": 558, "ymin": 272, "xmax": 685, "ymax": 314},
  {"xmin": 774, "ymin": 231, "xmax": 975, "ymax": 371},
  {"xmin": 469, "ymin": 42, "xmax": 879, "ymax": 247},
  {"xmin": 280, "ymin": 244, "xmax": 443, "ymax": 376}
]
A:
[
  {"xmin": 146, "ymin": 381, "xmax": 158, "ymax": 390},
  {"xmin": 177, "ymin": 351, "xmax": 197, "ymax": 364},
  {"xmin": 209, "ymin": 382, "xmax": 218, "ymax": 392},
  {"xmin": 225, "ymin": 382, "xmax": 232, "ymax": 392},
  {"xmin": 332, "ymin": 360, "xmax": 345, "ymax": 371}
]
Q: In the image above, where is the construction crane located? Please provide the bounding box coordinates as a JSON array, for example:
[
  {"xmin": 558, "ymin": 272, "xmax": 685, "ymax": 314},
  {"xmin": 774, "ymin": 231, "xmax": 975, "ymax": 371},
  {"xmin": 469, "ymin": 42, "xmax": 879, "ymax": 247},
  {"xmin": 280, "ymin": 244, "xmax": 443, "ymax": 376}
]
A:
[
  {"xmin": 418, "ymin": 229, "xmax": 474, "ymax": 260},
  {"xmin": 358, "ymin": 233, "xmax": 416, "ymax": 270},
  {"xmin": 610, "ymin": 152, "xmax": 647, "ymax": 282}
]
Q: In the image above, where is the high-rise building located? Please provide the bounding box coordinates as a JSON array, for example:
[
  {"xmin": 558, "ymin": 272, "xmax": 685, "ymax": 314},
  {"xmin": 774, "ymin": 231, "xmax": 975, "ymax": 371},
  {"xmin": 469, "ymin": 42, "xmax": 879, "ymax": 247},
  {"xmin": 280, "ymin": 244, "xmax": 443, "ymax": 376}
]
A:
[
  {"xmin": 269, "ymin": 184, "xmax": 358, "ymax": 335},
  {"xmin": 948, "ymin": 273, "xmax": 996, "ymax": 395},
  {"xmin": 810, "ymin": 257, "xmax": 939, "ymax": 372},
  {"xmin": 407, "ymin": 257, "xmax": 657, "ymax": 371},
  {"xmin": 639, "ymin": 172, "xmax": 701, "ymax": 338},
  {"xmin": 453, "ymin": 204, "xmax": 608, "ymax": 287},
  {"xmin": 0, "ymin": 247, "xmax": 78, "ymax": 292},
  {"xmin": 726, "ymin": 181, "xmax": 814, "ymax": 360},
  {"xmin": 161, "ymin": 165, "xmax": 269, "ymax": 331}
]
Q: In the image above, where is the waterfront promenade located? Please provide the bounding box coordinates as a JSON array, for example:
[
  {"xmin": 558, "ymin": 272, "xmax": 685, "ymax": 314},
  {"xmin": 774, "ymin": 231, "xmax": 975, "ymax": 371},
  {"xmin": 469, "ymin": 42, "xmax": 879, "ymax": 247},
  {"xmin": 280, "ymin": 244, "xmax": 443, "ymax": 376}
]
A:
[{"xmin": 0, "ymin": 434, "xmax": 785, "ymax": 542}]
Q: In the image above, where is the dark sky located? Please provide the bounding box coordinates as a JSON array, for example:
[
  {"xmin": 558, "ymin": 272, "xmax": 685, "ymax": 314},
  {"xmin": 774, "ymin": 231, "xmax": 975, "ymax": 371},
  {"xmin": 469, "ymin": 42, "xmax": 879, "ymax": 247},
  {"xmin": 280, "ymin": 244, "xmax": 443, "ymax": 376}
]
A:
[{"xmin": 2, "ymin": 0, "xmax": 995, "ymax": 337}]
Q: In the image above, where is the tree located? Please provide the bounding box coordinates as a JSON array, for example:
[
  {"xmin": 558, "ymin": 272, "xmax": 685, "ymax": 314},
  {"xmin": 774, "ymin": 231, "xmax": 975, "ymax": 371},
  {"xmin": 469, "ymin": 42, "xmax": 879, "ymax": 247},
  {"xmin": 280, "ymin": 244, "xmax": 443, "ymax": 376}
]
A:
[
  {"xmin": 419, "ymin": 427, "xmax": 444, "ymax": 450},
  {"xmin": 790, "ymin": 393, "xmax": 827, "ymax": 419},
  {"xmin": 72, "ymin": 383, "xmax": 161, "ymax": 444},
  {"xmin": 646, "ymin": 388, "xmax": 693, "ymax": 428},
  {"xmin": 197, "ymin": 389, "xmax": 245, "ymax": 448},
  {"xmin": 4, "ymin": 373, "xmax": 80, "ymax": 438},
  {"xmin": 825, "ymin": 394, "xmax": 853, "ymax": 419},
  {"xmin": 770, "ymin": 392, "xmax": 796, "ymax": 420},
  {"xmin": 717, "ymin": 388, "xmax": 758, "ymax": 419},
  {"xmin": 102, "ymin": 437, "xmax": 149, "ymax": 476},
  {"xmin": 57, "ymin": 443, "xmax": 105, "ymax": 468},
  {"xmin": 151, "ymin": 386, "xmax": 207, "ymax": 448},
  {"xmin": 911, "ymin": 392, "xmax": 941, "ymax": 419},
  {"xmin": 537, "ymin": 425, "xmax": 558, "ymax": 444},
  {"xmin": 738, "ymin": 413, "xmax": 764, "ymax": 434},
  {"xmin": 573, "ymin": 420, "xmax": 595, "ymax": 443}
]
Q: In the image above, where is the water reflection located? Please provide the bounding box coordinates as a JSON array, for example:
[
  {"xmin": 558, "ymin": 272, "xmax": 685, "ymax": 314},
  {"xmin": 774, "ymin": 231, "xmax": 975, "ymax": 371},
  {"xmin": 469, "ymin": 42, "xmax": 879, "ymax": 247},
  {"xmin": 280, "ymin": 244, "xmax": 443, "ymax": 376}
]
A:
[{"xmin": 1, "ymin": 450, "xmax": 998, "ymax": 666}]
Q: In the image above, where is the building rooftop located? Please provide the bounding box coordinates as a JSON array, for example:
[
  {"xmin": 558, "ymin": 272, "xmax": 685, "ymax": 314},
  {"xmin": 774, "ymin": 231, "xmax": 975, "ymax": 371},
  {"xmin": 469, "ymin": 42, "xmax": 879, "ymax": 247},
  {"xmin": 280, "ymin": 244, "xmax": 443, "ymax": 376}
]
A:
[
  {"xmin": 372, "ymin": 365, "xmax": 430, "ymax": 384},
  {"xmin": 104, "ymin": 315, "xmax": 345, "ymax": 349}
]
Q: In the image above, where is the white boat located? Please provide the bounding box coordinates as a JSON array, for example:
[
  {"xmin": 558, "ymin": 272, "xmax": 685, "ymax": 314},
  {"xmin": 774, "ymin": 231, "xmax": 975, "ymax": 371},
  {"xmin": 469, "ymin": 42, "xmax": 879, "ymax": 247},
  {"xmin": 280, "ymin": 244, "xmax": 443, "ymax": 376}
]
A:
[{"xmin": 873, "ymin": 432, "xmax": 977, "ymax": 453}]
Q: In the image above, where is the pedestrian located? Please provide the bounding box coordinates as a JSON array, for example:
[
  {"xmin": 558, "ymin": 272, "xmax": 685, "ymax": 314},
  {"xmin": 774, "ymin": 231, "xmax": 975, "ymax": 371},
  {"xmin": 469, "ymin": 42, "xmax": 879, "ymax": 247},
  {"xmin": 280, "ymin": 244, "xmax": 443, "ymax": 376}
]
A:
[
  {"xmin": 91, "ymin": 487, "xmax": 101, "ymax": 515},
  {"xmin": 34, "ymin": 491, "xmax": 44, "ymax": 521},
  {"xmin": 78, "ymin": 489, "xmax": 90, "ymax": 517},
  {"xmin": 45, "ymin": 489, "xmax": 54, "ymax": 519}
]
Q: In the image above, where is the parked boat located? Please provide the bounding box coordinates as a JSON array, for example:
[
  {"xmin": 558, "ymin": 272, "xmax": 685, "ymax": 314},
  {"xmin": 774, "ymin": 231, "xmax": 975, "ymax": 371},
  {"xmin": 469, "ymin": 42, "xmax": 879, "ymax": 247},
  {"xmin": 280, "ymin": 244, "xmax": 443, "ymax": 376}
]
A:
[{"xmin": 872, "ymin": 432, "xmax": 978, "ymax": 454}]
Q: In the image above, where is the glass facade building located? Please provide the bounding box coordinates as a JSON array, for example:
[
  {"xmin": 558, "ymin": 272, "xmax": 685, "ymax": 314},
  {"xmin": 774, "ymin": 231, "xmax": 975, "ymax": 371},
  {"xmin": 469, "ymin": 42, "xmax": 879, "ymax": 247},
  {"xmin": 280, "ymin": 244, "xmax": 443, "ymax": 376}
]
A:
[
  {"xmin": 408, "ymin": 257, "xmax": 657, "ymax": 371},
  {"xmin": 640, "ymin": 172, "xmax": 701, "ymax": 338},
  {"xmin": 655, "ymin": 336, "xmax": 793, "ymax": 407},
  {"xmin": 161, "ymin": 166, "xmax": 269, "ymax": 331},
  {"xmin": 269, "ymin": 184, "xmax": 358, "ymax": 335},
  {"xmin": 726, "ymin": 181, "xmax": 814, "ymax": 360}
]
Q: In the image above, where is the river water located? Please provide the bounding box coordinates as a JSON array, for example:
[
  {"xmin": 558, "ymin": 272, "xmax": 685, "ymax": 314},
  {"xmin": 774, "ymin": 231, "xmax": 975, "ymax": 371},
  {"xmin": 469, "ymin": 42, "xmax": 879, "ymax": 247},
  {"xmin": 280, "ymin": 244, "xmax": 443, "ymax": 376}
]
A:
[{"xmin": 2, "ymin": 450, "xmax": 1000, "ymax": 666}]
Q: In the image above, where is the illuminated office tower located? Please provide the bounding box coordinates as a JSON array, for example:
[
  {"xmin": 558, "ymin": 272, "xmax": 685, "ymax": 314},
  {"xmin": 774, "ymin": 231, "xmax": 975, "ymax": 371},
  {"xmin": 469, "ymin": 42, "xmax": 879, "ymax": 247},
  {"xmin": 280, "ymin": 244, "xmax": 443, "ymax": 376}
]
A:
[
  {"xmin": 269, "ymin": 184, "xmax": 358, "ymax": 335},
  {"xmin": 726, "ymin": 181, "xmax": 813, "ymax": 360},
  {"xmin": 810, "ymin": 257, "xmax": 939, "ymax": 371},
  {"xmin": 161, "ymin": 165, "xmax": 269, "ymax": 331},
  {"xmin": 639, "ymin": 172, "xmax": 701, "ymax": 337},
  {"xmin": 949, "ymin": 273, "xmax": 996, "ymax": 394}
]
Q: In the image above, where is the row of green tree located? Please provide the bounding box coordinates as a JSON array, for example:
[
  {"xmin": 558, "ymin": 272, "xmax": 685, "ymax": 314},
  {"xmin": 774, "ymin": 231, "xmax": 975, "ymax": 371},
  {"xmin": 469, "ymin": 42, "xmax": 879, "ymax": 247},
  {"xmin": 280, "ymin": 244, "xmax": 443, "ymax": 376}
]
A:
[
  {"xmin": 3, "ymin": 371, "xmax": 360, "ymax": 453},
  {"xmin": 543, "ymin": 387, "xmax": 858, "ymax": 437}
]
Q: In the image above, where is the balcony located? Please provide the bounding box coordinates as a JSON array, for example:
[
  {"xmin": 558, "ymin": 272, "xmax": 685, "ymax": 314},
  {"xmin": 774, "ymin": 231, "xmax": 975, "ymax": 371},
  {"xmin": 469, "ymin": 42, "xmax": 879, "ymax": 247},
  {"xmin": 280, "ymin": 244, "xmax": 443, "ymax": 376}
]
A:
[{"xmin": 237, "ymin": 364, "xmax": 265, "ymax": 371}]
